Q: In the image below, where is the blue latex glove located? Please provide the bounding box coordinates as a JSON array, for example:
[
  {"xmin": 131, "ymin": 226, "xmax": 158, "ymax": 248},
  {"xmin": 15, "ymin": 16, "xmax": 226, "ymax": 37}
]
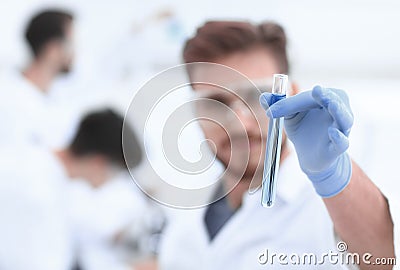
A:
[{"xmin": 260, "ymin": 86, "xmax": 354, "ymax": 197}]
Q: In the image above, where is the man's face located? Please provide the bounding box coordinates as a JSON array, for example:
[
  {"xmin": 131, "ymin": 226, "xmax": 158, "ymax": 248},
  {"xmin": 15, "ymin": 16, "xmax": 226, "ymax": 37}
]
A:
[
  {"xmin": 43, "ymin": 21, "xmax": 74, "ymax": 74},
  {"xmin": 61, "ymin": 151, "xmax": 111, "ymax": 188},
  {"xmin": 192, "ymin": 47, "xmax": 287, "ymax": 179},
  {"xmin": 59, "ymin": 21, "xmax": 74, "ymax": 73}
]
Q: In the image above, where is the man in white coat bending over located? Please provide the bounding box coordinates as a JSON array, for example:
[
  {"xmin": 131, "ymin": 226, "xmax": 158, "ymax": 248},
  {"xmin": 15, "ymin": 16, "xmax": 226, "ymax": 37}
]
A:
[{"xmin": 158, "ymin": 21, "xmax": 396, "ymax": 270}]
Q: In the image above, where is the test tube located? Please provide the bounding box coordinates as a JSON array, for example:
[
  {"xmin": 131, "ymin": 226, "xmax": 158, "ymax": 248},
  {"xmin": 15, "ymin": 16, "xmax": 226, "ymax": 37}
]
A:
[{"xmin": 261, "ymin": 74, "xmax": 288, "ymax": 208}]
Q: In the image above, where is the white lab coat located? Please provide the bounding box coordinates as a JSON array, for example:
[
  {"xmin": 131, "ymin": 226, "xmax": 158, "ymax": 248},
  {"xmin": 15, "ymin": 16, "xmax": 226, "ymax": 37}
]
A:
[
  {"xmin": 0, "ymin": 71, "xmax": 75, "ymax": 269},
  {"xmin": 0, "ymin": 144, "xmax": 73, "ymax": 270},
  {"xmin": 68, "ymin": 174, "xmax": 148, "ymax": 270},
  {"xmin": 159, "ymin": 151, "xmax": 359, "ymax": 270},
  {"xmin": 0, "ymin": 70, "xmax": 77, "ymax": 148}
]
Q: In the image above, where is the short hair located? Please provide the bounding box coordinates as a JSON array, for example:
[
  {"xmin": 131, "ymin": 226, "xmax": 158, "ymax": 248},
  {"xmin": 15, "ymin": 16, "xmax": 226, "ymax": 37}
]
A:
[
  {"xmin": 25, "ymin": 9, "xmax": 73, "ymax": 56},
  {"xmin": 69, "ymin": 109, "xmax": 142, "ymax": 169},
  {"xmin": 183, "ymin": 21, "xmax": 289, "ymax": 74}
]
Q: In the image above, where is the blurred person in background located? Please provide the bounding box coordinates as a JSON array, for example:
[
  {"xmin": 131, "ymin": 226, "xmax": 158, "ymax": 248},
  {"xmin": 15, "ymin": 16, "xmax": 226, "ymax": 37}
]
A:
[
  {"xmin": 0, "ymin": 8, "xmax": 161, "ymax": 270},
  {"xmin": 57, "ymin": 109, "xmax": 142, "ymax": 190},
  {"xmin": 156, "ymin": 21, "xmax": 396, "ymax": 270},
  {"xmin": 24, "ymin": 9, "xmax": 74, "ymax": 90},
  {"xmin": 58, "ymin": 109, "xmax": 156, "ymax": 270},
  {"xmin": 0, "ymin": 108, "xmax": 145, "ymax": 270},
  {"xmin": 0, "ymin": 9, "xmax": 77, "ymax": 270},
  {"xmin": 0, "ymin": 9, "xmax": 75, "ymax": 148}
]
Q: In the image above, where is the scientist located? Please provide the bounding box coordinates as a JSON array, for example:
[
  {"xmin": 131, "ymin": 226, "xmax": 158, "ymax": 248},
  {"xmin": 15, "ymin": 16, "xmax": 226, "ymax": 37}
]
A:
[
  {"xmin": 58, "ymin": 109, "xmax": 147, "ymax": 270},
  {"xmin": 0, "ymin": 109, "xmax": 143, "ymax": 270},
  {"xmin": 0, "ymin": 9, "xmax": 75, "ymax": 147},
  {"xmin": 158, "ymin": 21, "xmax": 396, "ymax": 270}
]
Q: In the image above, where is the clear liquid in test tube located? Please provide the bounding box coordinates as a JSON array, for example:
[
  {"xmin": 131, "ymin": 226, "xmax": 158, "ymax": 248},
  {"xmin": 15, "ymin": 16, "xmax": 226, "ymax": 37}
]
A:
[{"xmin": 261, "ymin": 74, "xmax": 288, "ymax": 208}]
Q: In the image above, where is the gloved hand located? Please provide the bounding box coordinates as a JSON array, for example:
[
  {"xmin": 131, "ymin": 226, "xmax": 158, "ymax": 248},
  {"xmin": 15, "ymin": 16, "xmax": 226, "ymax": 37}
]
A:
[{"xmin": 260, "ymin": 86, "xmax": 354, "ymax": 198}]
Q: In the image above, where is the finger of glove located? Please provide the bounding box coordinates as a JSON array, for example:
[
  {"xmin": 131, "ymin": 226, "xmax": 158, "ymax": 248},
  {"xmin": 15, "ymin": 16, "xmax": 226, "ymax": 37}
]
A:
[
  {"xmin": 263, "ymin": 91, "xmax": 320, "ymax": 119},
  {"xmin": 259, "ymin": 92, "xmax": 274, "ymax": 109},
  {"xmin": 328, "ymin": 127, "xmax": 350, "ymax": 155},
  {"xmin": 312, "ymin": 86, "xmax": 354, "ymax": 136}
]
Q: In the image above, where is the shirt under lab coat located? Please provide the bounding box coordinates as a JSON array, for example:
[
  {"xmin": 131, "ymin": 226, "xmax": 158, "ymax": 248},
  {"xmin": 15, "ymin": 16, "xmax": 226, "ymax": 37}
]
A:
[{"xmin": 158, "ymin": 150, "xmax": 387, "ymax": 270}]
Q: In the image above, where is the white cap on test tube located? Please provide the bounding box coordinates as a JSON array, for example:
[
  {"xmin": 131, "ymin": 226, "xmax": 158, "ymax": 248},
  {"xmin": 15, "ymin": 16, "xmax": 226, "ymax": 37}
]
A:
[{"xmin": 272, "ymin": 74, "xmax": 288, "ymax": 95}]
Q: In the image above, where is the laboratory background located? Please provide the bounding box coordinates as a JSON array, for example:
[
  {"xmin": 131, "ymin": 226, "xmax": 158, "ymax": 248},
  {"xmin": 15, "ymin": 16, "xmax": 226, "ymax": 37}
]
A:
[{"xmin": 0, "ymin": 0, "xmax": 399, "ymax": 269}]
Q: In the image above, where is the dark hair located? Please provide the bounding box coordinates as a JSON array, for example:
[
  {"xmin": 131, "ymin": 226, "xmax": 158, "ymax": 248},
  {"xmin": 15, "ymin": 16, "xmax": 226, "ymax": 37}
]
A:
[
  {"xmin": 183, "ymin": 21, "xmax": 289, "ymax": 74},
  {"xmin": 69, "ymin": 109, "xmax": 142, "ymax": 169},
  {"xmin": 25, "ymin": 9, "xmax": 73, "ymax": 56}
]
